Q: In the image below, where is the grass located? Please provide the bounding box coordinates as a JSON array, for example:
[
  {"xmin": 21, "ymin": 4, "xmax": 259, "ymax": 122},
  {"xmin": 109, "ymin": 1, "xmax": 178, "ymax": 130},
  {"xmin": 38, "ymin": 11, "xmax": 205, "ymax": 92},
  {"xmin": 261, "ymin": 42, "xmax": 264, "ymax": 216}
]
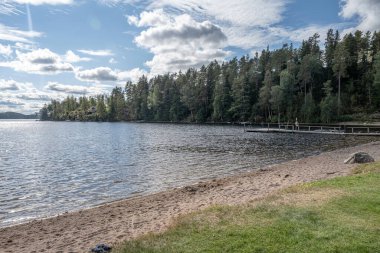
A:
[{"xmin": 115, "ymin": 162, "xmax": 380, "ymax": 253}]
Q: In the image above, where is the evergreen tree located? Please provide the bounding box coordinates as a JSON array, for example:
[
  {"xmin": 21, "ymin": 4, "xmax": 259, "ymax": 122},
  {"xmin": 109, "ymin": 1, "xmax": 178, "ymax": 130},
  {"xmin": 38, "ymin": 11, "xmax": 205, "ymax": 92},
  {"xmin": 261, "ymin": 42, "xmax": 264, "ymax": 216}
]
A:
[
  {"xmin": 325, "ymin": 29, "xmax": 340, "ymax": 80},
  {"xmin": 180, "ymin": 69, "xmax": 198, "ymax": 121},
  {"xmin": 213, "ymin": 65, "xmax": 232, "ymax": 121},
  {"xmin": 41, "ymin": 29, "xmax": 379, "ymax": 124},
  {"xmin": 96, "ymin": 95, "xmax": 107, "ymax": 121},
  {"xmin": 373, "ymin": 52, "xmax": 380, "ymax": 109},
  {"xmin": 298, "ymin": 54, "xmax": 322, "ymax": 102},
  {"xmin": 258, "ymin": 70, "xmax": 273, "ymax": 121},
  {"xmin": 136, "ymin": 76, "xmax": 149, "ymax": 120},
  {"xmin": 320, "ymin": 80, "xmax": 337, "ymax": 123},
  {"xmin": 301, "ymin": 93, "xmax": 317, "ymax": 123},
  {"xmin": 39, "ymin": 104, "xmax": 49, "ymax": 121},
  {"xmin": 279, "ymin": 70, "xmax": 295, "ymax": 120},
  {"xmin": 270, "ymin": 85, "xmax": 283, "ymax": 123},
  {"xmin": 333, "ymin": 42, "xmax": 349, "ymax": 116}
]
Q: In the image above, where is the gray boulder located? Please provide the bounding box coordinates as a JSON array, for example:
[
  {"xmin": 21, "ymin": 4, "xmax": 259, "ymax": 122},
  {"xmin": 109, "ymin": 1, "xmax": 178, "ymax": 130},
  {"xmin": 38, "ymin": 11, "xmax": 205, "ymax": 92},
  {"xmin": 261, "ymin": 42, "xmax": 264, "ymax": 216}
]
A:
[{"xmin": 344, "ymin": 152, "xmax": 375, "ymax": 164}]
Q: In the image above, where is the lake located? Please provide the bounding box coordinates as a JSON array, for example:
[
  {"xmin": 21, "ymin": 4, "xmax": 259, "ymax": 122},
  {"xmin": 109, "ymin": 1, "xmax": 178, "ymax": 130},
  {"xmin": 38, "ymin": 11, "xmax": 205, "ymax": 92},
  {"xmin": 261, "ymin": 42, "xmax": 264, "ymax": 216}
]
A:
[{"xmin": 0, "ymin": 120, "xmax": 377, "ymax": 227}]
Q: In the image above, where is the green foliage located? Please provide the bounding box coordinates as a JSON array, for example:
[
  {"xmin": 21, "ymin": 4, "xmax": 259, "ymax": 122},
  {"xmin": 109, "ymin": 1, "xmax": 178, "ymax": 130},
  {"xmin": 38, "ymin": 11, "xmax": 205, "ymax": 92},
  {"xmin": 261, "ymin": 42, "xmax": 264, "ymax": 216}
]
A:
[
  {"xmin": 333, "ymin": 42, "xmax": 350, "ymax": 115},
  {"xmin": 115, "ymin": 167, "xmax": 380, "ymax": 253},
  {"xmin": 96, "ymin": 95, "xmax": 107, "ymax": 121},
  {"xmin": 39, "ymin": 105, "xmax": 49, "ymax": 121},
  {"xmin": 320, "ymin": 80, "xmax": 338, "ymax": 123},
  {"xmin": 325, "ymin": 29, "xmax": 340, "ymax": 79},
  {"xmin": 213, "ymin": 65, "xmax": 232, "ymax": 121},
  {"xmin": 270, "ymin": 85, "xmax": 283, "ymax": 122},
  {"xmin": 258, "ymin": 70, "xmax": 273, "ymax": 120},
  {"xmin": 298, "ymin": 53, "xmax": 323, "ymax": 98},
  {"xmin": 301, "ymin": 93, "xmax": 317, "ymax": 123},
  {"xmin": 279, "ymin": 69, "xmax": 296, "ymax": 120},
  {"xmin": 43, "ymin": 29, "xmax": 380, "ymax": 123},
  {"xmin": 373, "ymin": 52, "xmax": 380, "ymax": 109}
]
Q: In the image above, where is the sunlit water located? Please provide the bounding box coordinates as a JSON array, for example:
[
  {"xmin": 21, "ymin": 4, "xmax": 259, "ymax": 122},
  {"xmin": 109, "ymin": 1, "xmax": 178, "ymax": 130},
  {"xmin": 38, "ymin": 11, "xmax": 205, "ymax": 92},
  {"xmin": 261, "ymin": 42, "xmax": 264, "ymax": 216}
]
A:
[{"xmin": 0, "ymin": 120, "xmax": 378, "ymax": 227}]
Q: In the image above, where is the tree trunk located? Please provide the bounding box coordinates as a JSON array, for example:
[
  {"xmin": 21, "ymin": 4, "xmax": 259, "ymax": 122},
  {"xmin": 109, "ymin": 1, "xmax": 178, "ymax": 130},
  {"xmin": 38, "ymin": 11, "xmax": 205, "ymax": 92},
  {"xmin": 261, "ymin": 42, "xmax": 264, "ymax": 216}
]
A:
[
  {"xmin": 368, "ymin": 82, "xmax": 372, "ymax": 107},
  {"xmin": 338, "ymin": 73, "xmax": 341, "ymax": 116},
  {"xmin": 304, "ymin": 81, "xmax": 307, "ymax": 105}
]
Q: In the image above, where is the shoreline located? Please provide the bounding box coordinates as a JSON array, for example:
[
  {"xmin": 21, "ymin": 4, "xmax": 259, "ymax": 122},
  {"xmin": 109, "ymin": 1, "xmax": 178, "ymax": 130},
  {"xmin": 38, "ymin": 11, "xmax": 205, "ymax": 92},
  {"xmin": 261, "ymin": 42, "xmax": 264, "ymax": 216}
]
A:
[{"xmin": 1, "ymin": 141, "xmax": 380, "ymax": 252}]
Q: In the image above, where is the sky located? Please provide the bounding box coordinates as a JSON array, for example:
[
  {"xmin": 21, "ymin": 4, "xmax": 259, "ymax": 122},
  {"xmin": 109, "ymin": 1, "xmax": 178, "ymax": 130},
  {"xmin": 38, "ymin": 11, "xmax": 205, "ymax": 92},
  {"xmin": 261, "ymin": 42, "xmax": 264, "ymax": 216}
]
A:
[{"xmin": 0, "ymin": 0, "xmax": 380, "ymax": 114}]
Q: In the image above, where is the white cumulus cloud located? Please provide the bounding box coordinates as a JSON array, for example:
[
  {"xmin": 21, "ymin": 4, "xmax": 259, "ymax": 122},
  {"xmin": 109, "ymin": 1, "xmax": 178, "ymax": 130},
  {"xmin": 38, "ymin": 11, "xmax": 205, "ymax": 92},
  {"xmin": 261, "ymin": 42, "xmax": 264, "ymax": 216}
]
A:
[
  {"xmin": 0, "ymin": 44, "xmax": 13, "ymax": 57},
  {"xmin": 64, "ymin": 50, "xmax": 91, "ymax": 63},
  {"xmin": 128, "ymin": 9, "xmax": 170, "ymax": 27},
  {"xmin": 45, "ymin": 82, "xmax": 102, "ymax": 95},
  {"xmin": 109, "ymin": 57, "xmax": 117, "ymax": 64},
  {"xmin": 75, "ymin": 67, "xmax": 119, "ymax": 82},
  {"xmin": 118, "ymin": 68, "xmax": 148, "ymax": 82},
  {"xmin": 339, "ymin": 0, "xmax": 380, "ymax": 31},
  {"xmin": 77, "ymin": 49, "xmax": 114, "ymax": 57},
  {"xmin": 0, "ymin": 79, "xmax": 53, "ymax": 113},
  {"xmin": 75, "ymin": 66, "xmax": 147, "ymax": 83},
  {"xmin": 0, "ymin": 79, "xmax": 22, "ymax": 91},
  {"xmin": 131, "ymin": 10, "xmax": 228, "ymax": 74},
  {"xmin": 0, "ymin": 48, "xmax": 74, "ymax": 74}
]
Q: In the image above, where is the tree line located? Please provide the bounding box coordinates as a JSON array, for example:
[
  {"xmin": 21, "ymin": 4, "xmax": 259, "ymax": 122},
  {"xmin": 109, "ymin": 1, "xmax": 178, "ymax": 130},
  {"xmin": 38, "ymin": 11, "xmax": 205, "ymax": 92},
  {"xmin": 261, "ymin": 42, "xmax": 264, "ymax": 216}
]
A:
[{"xmin": 41, "ymin": 29, "xmax": 380, "ymax": 123}]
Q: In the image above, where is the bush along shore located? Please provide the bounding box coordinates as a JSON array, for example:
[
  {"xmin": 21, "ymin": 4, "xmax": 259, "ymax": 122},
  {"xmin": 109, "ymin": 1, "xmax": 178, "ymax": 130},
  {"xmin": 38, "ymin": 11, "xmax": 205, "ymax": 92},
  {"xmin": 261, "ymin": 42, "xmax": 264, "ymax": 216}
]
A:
[{"xmin": 40, "ymin": 29, "xmax": 380, "ymax": 124}]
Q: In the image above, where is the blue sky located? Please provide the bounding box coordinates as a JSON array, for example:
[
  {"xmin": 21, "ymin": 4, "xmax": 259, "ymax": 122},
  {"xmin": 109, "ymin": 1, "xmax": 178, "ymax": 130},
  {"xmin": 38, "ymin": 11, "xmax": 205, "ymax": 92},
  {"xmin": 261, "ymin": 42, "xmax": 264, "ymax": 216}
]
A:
[{"xmin": 0, "ymin": 0, "xmax": 379, "ymax": 113}]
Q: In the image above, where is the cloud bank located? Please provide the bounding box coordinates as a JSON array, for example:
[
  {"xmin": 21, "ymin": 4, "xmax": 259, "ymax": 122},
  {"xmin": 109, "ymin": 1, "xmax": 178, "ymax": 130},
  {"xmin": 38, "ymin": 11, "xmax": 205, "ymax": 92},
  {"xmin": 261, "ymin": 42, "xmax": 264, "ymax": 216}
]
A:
[
  {"xmin": 0, "ymin": 48, "xmax": 74, "ymax": 74},
  {"xmin": 75, "ymin": 66, "xmax": 147, "ymax": 83}
]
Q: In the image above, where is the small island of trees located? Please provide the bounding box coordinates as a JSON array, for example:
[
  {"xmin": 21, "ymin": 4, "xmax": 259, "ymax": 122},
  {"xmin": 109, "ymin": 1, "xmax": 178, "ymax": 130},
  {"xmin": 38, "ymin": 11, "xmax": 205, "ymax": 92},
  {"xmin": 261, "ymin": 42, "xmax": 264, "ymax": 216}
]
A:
[{"xmin": 40, "ymin": 29, "xmax": 380, "ymax": 124}]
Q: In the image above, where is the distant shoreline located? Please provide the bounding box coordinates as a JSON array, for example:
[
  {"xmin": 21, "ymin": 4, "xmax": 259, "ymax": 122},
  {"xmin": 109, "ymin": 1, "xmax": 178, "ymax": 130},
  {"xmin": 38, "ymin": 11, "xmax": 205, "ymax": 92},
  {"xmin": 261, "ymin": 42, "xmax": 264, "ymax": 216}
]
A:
[
  {"xmin": 38, "ymin": 118, "xmax": 380, "ymax": 127},
  {"xmin": 1, "ymin": 140, "xmax": 379, "ymax": 252},
  {"xmin": 0, "ymin": 112, "xmax": 37, "ymax": 120}
]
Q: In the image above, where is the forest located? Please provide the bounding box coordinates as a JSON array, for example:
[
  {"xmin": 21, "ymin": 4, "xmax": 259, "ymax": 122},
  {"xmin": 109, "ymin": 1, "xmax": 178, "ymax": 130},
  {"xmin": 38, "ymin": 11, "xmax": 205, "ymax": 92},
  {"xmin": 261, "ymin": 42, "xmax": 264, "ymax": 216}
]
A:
[{"xmin": 41, "ymin": 29, "xmax": 380, "ymax": 123}]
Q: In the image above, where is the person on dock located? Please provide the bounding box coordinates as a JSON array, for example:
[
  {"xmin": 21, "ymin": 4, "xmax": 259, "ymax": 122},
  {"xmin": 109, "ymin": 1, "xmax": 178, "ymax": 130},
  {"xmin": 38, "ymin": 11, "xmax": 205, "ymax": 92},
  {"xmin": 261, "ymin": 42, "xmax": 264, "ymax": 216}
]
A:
[{"xmin": 295, "ymin": 118, "xmax": 299, "ymax": 131}]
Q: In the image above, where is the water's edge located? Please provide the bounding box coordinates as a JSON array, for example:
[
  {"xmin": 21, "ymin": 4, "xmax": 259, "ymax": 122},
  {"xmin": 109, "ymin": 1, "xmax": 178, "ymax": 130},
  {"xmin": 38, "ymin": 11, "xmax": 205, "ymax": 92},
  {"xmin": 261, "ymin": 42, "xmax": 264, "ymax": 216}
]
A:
[{"xmin": 1, "ymin": 121, "xmax": 378, "ymax": 228}]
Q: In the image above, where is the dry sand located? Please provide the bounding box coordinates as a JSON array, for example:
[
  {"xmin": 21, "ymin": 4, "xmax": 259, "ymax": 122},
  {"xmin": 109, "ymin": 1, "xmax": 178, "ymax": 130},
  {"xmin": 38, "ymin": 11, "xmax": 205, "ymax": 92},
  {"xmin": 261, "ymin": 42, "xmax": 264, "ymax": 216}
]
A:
[{"xmin": 1, "ymin": 141, "xmax": 380, "ymax": 253}]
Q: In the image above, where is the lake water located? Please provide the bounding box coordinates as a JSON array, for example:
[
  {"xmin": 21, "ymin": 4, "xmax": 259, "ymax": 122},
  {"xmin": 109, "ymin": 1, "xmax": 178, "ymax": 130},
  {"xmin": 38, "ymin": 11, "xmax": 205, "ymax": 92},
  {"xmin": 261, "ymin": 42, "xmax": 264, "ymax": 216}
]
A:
[{"xmin": 0, "ymin": 120, "xmax": 377, "ymax": 227}]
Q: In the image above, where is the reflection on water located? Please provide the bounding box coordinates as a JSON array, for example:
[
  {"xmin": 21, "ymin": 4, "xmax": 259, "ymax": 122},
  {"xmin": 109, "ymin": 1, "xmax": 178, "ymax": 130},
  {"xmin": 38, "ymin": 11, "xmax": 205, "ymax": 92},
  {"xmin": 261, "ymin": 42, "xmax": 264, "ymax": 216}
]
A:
[{"xmin": 0, "ymin": 120, "xmax": 378, "ymax": 227}]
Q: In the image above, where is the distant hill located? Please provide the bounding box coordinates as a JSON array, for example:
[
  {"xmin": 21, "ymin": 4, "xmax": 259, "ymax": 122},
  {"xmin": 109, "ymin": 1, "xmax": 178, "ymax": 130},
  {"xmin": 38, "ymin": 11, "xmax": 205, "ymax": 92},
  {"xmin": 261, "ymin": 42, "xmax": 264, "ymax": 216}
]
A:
[{"xmin": 0, "ymin": 112, "xmax": 38, "ymax": 119}]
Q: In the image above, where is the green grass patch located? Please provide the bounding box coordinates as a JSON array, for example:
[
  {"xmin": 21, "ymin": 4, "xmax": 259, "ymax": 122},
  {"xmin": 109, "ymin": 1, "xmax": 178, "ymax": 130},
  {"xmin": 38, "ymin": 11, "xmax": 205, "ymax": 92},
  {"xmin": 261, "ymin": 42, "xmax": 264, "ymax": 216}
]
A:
[{"xmin": 115, "ymin": 163, "xmax": 380, "ymax": 253}]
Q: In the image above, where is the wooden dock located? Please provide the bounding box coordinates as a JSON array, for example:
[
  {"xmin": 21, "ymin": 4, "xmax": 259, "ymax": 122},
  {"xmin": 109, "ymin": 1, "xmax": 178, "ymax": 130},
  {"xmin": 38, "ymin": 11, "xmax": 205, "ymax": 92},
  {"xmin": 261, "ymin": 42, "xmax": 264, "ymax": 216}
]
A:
[{"xmin": 244, "ymin": 124, "xmax": 380, "ymax": 136}]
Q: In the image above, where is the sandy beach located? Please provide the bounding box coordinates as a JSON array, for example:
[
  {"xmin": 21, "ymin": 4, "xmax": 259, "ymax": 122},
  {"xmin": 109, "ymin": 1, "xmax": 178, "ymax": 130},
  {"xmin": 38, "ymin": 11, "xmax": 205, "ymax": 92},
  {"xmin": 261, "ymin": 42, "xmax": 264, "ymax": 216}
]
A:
[{"xmin": 1, "ymin": 141, "xmax": 379, "ymax": 253}]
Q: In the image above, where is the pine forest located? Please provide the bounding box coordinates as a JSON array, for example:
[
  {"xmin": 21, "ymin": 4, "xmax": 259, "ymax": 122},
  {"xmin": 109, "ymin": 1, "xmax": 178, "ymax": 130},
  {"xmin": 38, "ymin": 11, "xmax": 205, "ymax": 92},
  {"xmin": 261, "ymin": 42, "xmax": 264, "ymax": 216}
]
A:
[{"xmin": 41, "ymin": 29, "xmax": 380, "ymax": 124}]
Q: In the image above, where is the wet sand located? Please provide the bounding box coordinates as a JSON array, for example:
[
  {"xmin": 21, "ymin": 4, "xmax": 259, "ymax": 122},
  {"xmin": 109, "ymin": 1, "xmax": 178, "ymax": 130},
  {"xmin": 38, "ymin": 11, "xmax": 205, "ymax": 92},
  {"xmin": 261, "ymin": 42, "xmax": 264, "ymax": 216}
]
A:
[{"xmin": 1, "ymin": 141, "xmax": 379, "ymax": 253}]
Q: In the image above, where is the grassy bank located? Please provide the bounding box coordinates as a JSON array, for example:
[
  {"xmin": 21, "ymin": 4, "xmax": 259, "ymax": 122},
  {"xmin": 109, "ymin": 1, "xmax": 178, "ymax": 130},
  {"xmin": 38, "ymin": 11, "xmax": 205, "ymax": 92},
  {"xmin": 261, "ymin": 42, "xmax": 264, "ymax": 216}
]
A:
[{"xmin": 115, "ymin": 162, "xmax": 380, "ymax": 253}]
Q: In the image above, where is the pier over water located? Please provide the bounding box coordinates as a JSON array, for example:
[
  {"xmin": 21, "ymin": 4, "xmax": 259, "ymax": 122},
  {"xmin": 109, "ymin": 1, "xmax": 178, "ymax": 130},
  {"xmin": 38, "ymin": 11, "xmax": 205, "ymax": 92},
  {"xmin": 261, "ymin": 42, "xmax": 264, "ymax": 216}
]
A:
[{"xmin": 245, "ymin": 123, "xmax": 380, "ymax": 136}]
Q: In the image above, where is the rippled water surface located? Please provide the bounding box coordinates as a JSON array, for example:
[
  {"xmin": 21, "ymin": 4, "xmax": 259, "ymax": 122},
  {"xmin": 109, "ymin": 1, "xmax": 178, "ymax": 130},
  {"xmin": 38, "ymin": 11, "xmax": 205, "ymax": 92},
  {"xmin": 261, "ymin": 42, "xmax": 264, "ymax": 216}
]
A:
[{"xmin": 0, "ymin": 120, "xmax": 378, "ymax": 227}]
